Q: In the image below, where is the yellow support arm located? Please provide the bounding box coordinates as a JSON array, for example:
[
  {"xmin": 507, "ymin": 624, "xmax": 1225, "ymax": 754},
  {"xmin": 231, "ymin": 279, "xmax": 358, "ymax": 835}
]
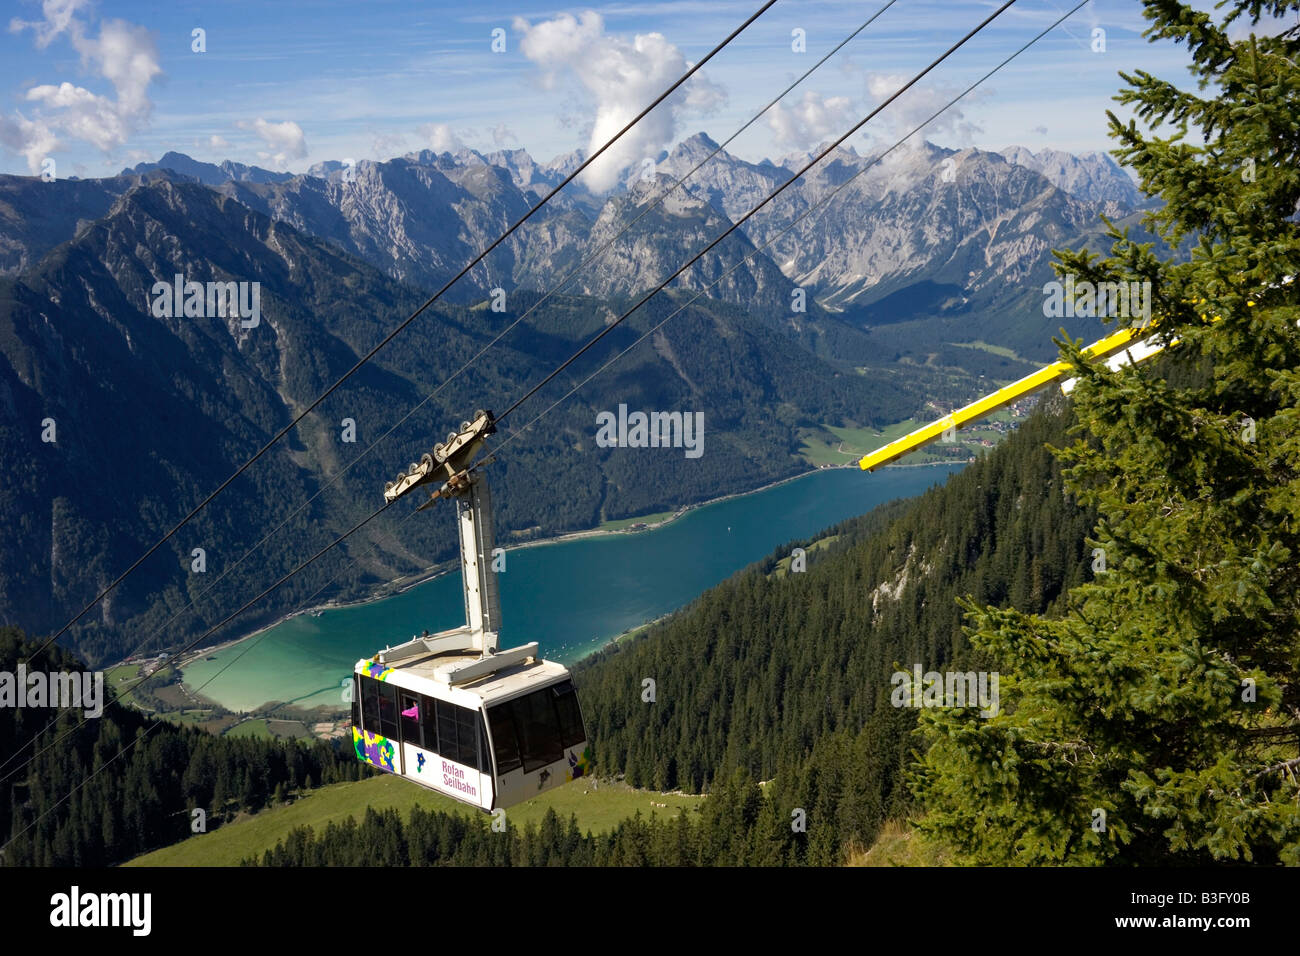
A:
[
  {"xmin": 856, "ymin": 287, "xmax": 1259, "ymax": 472},
  {"xmin": 857, "ymin": 326, "xmax": 1151, "ymax": 472}
]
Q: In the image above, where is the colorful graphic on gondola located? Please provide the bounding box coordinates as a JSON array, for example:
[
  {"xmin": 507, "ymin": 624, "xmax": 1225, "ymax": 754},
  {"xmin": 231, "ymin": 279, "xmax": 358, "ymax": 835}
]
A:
[
  {"xmin": 354, "ymin": 727, "xmax": 396, "ymax": 771},
  {"xmin": 365, "ymin": 661, "xmax": 395, "ymax": 681},
  {"xmin": 566, "ymin": 747, "xmax": 592, "ymax": 782}
]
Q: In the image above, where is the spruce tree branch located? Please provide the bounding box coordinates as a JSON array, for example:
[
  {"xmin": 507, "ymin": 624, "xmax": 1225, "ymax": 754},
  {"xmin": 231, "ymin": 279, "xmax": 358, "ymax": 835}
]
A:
[
  {"xmin": 1253, "ymin": 756, "xmax": 1300, "ymax": 779},
  {"xmin": 1244, "ymin": 725, "xmax": 1300, "ymax": 739}
]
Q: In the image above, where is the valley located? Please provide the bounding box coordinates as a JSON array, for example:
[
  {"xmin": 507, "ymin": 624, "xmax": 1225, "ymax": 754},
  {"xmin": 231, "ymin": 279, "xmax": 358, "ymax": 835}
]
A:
[
  {"xmin": 171, "ymin": 462, "xmax": 966, "ymax": 716},
  {"xmin": 0, "ymin": 131, "xmax": 1124, "ymax": 668},
  {"xmin": 0, "ymin": 0, "xmax": 1293, "ymax": 880}
]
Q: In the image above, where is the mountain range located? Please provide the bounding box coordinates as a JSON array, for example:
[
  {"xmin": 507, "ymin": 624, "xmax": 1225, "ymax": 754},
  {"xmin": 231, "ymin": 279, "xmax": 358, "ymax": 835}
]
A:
[
  {"xmin": 0, "ymin": 175, "xmax": 930, "ymax": 663},
  {"xmin": 105, "ymin": 136, "xmax": 1147, "ymax": 338},
  {"xmin": 0, "ymin": 133, "xmax": 1155, "ymax": 662}
]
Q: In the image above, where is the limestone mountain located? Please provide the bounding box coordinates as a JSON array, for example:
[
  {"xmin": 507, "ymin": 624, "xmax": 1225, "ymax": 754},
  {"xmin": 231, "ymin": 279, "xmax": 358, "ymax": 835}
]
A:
[
  {"xmin": 124, "ymin": 151, "xmax": 294, "ymax": 187},
  {"xmin": 102, "ymin": 138, "xmax": 1143, "ymax": 361},
  {"xmin": 998, "ymin": 145, "xmax": 1144, "ymax": 206},
  {"xmin": 0, "ymin": 176, "xmax": 921, "ymax": 664}
]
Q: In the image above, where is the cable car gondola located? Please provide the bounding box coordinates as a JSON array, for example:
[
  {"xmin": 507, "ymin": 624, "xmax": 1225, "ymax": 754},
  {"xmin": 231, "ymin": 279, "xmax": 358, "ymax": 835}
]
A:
[{"xmin": 350, "ymin": 409, "xmax": 591, "ymax": 810}]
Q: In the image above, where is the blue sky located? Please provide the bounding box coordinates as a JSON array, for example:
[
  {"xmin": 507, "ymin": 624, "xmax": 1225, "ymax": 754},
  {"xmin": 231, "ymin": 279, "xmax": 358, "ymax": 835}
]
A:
[{"xmin": 0, "ymin": 0, "xmax": 1253, "ymax": 180}]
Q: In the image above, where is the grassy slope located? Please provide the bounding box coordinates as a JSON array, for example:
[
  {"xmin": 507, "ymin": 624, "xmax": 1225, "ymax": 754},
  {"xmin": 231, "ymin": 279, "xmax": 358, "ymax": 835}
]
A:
[
  {"xmin": 799, "ymin": 417, "xmax": 1006, "ymax": 467},
  {"xmin": 124, "ymin": 775, "xmax": 703, "ymax": 867},
  {"xmin": 800, "ymin": 420, "xmax": 928, "ymax": 466},
  {"xmin": 847, "ymin": 819, "xmax": 955, "ymax": 867},
  {"xmin": 223, "ymin": 718, "xmax": 272, "ymax": 739},
  {"xmin": 105, "ymin": 663, "xmax": 142, "ymax": 689},
  {"xmin": 949, "ymin": 340, "xmax": 1023, "ymax": 360},
  {"xmin": 598, "ymin": 510, "xmax": 678, "ymax": 531},
  {"xmin": 768, "ymin": 535, "xmax": 840, "ymax": 578}
]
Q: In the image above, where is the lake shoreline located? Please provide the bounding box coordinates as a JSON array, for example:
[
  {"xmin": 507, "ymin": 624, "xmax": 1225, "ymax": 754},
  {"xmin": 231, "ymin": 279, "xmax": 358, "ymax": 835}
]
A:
[
  {"xmin": 194, "ymin": 464, "xmax": 858, "ymax": 658},
  {"xmin": 177, "ymin": 457, "xmax": 969, "ymax": 708}
]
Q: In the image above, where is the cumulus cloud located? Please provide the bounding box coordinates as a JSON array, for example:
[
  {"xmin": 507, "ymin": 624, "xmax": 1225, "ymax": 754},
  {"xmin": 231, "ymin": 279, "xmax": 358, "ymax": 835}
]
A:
[
  {"xmin": 418, "ymin": 122, "xmax": 464, "ymax": 153},
  {"xmin": 513, "ymin": 11, "xmax": 725, "ymax": 192},
  {"xmin": 0, "ymin": 113, "xmax": 58, "ymax": 172},
  {"xmin": 25, "ymin": 82, "xmax": 128, "ymax": 152},
  {"xmin": 865, "ymin": 73, "xmax": 984, "ymax": 143},
  {"xmin": 238, "ymin": 117, "xmax": 308, "ymax": 168},
  {"xmin": 370, "ymin": 130, "xmax": 407, "ymax": 159},
  {"xmin": 207, "ymin": 134, "xmax": 230, "ymax": 150},
  {"xmin": 490, "ymin": 122, "xmax": 518, "ymax": 147},
  {"xmin": 9, "ymin": 0, "xmax": 85, "ymax": 48},
  {"xmin": 767, "ymin": 90, "xmax": 854, "ymax": 151},
  {"xmin": 4, "ymin": 0, "xmax": 161, "ymax": 173}
]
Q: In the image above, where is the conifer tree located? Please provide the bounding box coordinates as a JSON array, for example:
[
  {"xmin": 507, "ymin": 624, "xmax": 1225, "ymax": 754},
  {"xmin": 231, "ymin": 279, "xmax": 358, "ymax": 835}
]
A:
[{"xmin": 913, "ymin": 0, "xmax": 1300, "ymax": 864}]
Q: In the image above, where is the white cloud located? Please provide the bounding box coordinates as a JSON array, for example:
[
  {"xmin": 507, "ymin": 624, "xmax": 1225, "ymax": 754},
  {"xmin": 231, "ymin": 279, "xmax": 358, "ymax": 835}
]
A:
[
  {"xmin": 0, "ymin": 113, "xmax": 58, "ymax": 172},
  {"xmin": 513, "ymin": 11, "xmax": 725, "ymax": 192},
  {"xmin": 370, "ymin": 130, "xmax": 407, "ymax": 158},
  {"xmin": 4, "ymin": 2, "xmax": 161, "ymax": 173},
  {"xmin": 8, "ymin": 0, "xmax": 88, "ymax": 48},
  {"xmin": 767, "ymin": 90, "xmax": 854, "ymax": 151},
  {"xmin": 25, "ymin": 82, "xmax": 126, "ymax": 152},
  {"xmin": 418, "ymin": 122, "xmax": 463, "ymax": 153},
  {"xmin": 238, "ymin": 117, "xmax": 308, "ymax": 168},
  {"xmin": 865, "ymin": 73, "xmax": 984, "ymax": 143},
  {"xmin": 490, "ymin": 122, "xmax": 518, "ymax": 147},
  {"xmin": 208, "ymin": 134, "xmax": 230, "ymax": 150}
]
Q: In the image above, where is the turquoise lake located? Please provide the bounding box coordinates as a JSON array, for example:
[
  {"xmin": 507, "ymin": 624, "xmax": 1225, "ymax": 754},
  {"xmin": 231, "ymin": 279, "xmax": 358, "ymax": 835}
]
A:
[{"xmin": 181, "ymin": 464, "xmax": 964, "ymax": 712}]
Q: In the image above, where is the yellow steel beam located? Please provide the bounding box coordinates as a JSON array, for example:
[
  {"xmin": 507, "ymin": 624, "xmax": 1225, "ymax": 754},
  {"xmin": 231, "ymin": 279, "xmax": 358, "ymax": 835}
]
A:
[
  {"xmin": 857, "ymin": 326, "xmax": 1149, "ymax": 472},
  {"xmin": 856, "ymin": 289, "xmax": 1262, "ymax": 472}
]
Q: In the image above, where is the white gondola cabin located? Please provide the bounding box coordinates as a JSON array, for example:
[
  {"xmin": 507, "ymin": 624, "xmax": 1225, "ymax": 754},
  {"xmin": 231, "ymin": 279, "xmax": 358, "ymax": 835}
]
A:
[
  {"xmin": 351, "ymin": 410, "xmax": 591, "ymax": 810},
  {"xmin": 351, "ymin": 649, "xmax": 590, "ymax": 811}
]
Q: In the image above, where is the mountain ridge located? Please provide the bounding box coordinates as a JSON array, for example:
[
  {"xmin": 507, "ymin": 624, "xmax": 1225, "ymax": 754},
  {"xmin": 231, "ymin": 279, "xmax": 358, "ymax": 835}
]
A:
[{"xmin": 1, "ymin": 175, "xmax": 935, "ymax": 662}]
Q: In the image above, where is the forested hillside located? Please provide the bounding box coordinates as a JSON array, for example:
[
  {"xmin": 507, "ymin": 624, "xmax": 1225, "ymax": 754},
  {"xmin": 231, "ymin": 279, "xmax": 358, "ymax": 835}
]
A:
[
  {"xmin": 2, "ymin": 394, "xmax": 1094, "ymax": 868},
  {"xmin": 910, "ymin": 1, "xmax": 1300, "ymax": 865},
  {"xmin": 574, "ymin": 399, "xmax": 1094, "ymax": 794},
  {"xmin": 0, "ymin": 627, "xmax": 361, "ymax": 866},
  {"xmin": 247, "ymin": 771, "xmax": 797, "ymax": 867},
  {"xmin": 246, "ymin": 397, "xmax": 1101, "ymax": 866}
]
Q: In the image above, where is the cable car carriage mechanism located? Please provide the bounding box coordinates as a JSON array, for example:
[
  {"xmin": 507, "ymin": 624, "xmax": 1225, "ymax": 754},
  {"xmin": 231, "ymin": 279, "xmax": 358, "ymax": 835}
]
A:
[{"xmin": 351, "ymin": 409, "xmax": 591, "ymax": 811}]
